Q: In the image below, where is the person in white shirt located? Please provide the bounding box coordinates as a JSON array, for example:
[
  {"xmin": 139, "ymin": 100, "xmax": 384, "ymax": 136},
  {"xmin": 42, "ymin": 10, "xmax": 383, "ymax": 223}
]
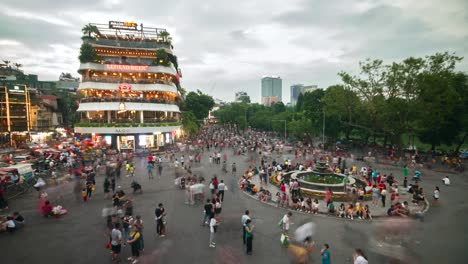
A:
[
  {"xmin": 282, "ymin": 212, "xmax": 292, "ymax": 233},
  {"xmin": 442, "ymin": 176, "xmax": 450, "ymax": 186},
  {"xmin": 353, "ymin": 248, "xmax": 368, "ymax": 264},
  {"xmin": 218, "ymin": 180, "xmax": 226, "ymax": 201},
  {"xmin": 209, "ymin": 217, "xmax": 217, "ymax": 248}
]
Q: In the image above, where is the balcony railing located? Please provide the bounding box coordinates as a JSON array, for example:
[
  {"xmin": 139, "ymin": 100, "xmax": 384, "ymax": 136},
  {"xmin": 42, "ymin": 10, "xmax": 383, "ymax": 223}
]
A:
[
  {"xmin": 85, "ymin": 38, "xmax": 172, "ymax": 50},
  {"xmin": 79, "ymin": 118, "xmax": 179, "ymax": 124},
  {"xmin": 82, "ymin": 77, "xmax": 174, "ymax": 85},
  {"xmin": 75, "ymin": 120, "xmax": 181, "ymax": 128},
  {"xmin": 80, "ymin": 97, "xmax": 176, "ymax": 104}
]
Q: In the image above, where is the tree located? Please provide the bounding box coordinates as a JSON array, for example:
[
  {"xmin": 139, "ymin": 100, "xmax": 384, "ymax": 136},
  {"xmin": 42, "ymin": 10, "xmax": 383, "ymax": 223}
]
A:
[
  {"xmin": 271, "ymin": 101, "xmax": 286, "ymax": 114},
  {"xmin": 184, "ymin": 90, "xmax": 215, "ymax": 120},
  {"xmin": 78, "ymin": 43, "xmax": 101, "ymax": 63},
  {"xmin": 82, "ymin": 24, "xmax": 99, "ymax": 38},
  {"xmin": 159, "ymin": 31, "xmax": 170, "ymax": 42},
  {"xmin": 181, "ymin": 111, "xmax": 199, "ymax": 136},
  {"xmin": 153, "ymin": 49, "xmax": 170, "ymax": 66},
  {"xmin": 14, "ymin": 63, "xmax": 22, "ymax": 71}
]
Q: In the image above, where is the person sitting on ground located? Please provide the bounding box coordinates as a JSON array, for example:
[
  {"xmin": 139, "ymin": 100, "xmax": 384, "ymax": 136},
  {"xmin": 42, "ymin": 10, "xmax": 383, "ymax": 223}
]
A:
[
  {"xmin": 12, "ymin": 212, "xmax": 24, "ymax": 227},
  {"xmin": 291, "ymin": 196, "xmax": 300, "ymax": 210},
  {"xmin": 312, "ymin": 199, "xmax": 319, "ymax": 214},
  {"xmin": 275, "ymin": 192, "xmax": 281, "ymax": 207},
  {"xmin": 2, "ymin": 216, "xmax": 16, "ymax": 232},
  {"xmin": 305, "ymin": 197, "xmax": 312, "ymax": 213},
  {"xmin": 442, "ymin": 176, "xmax": 450, "ymax": 186},
  {"xmin": 41, "ymin": 200, "xmax": 54, "ymax": 217},
  {"xmin": 355, "ymin": 202, "xmax": 364, "ymax": 219},
  {"xmin": 363, "ymin": 205, "xmax": 372, "ymax": 220},
  {"xmin": 346, "ymin": 204, "xmax": 354, "ymax": 219},
  {"xmin": 338, "ymin": 203, "xmax": 346, "ymax": 218},
  {"xmin": 263, "ymin": 190, "xmax": 272, "ymax": 202}
]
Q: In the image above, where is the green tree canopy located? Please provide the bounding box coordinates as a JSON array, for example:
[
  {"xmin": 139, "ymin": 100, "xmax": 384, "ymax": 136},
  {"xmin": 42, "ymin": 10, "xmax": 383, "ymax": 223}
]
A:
[{"xmin": 184, "ymin": 90, "xmax": 215, "ymax": 120}]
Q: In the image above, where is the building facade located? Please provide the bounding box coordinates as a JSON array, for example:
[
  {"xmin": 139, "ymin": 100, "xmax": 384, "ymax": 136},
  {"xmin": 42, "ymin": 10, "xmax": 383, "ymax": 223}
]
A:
[
  {"xmin": 0, "ymin": 84, "xmax": 31, "ymax": 146},
  {"xmin": 261, "ymin": 76, "xmax": 282, "ymax": 105},
  {"xmin": 303, "ymin": 85, "xmax": 318, "ymax": 93},
  {"xmin": 290, "ymin": 84, "xmax": 304, "ymax": 106},
  {"xmin": 74, "ymin": 21, "xmax": 183, "ymax": 150}
]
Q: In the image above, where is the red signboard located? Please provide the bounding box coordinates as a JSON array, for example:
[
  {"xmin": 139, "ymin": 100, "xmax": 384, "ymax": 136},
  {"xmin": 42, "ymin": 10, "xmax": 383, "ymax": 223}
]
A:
[{"xmin": 106, "ymin": 64, "xmax": 149, "ymax": 71}]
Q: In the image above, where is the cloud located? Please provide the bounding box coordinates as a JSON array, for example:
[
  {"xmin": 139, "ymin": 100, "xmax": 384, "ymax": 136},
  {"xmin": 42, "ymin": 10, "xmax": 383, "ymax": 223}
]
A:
[{"xmin": 0, "ymin": 0, "xmax": 466, "ymax": 103}]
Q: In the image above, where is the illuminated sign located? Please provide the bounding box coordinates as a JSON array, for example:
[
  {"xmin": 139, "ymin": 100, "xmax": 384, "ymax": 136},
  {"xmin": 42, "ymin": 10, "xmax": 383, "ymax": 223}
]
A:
[
  {"xmin": 119, "ymin": 83, "xmax": 132, "ymax": 92},
  {"xmin": 106, "ymin": 64, "xmax": 149, "ymax": 71},
  {"xmin": 109, "ymin": 21, "xmax": 138, "ymax": 30},
  {"xmin": 7, "ymin": 84, "xmax": 26, "ymax": 93}
]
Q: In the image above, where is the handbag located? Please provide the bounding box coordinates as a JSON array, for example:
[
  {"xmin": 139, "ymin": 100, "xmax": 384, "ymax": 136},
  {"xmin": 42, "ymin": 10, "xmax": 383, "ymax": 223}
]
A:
[{"xmin": 106, "ymin": 241, "xmax": 111, "ymax": 249}]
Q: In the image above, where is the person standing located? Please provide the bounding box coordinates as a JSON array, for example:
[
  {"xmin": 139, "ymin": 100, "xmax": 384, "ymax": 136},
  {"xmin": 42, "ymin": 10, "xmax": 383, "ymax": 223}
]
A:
[
  {"xmin": 158, "ymin": 162, "xmax": 163, "ymax": 179},
  {"xmin": 244, "ymin": 219, "xmax": 254, "ymax": 255},
  {"xmin": 155, "ymin": 203, "xmax": 166, "ymax": 237},
  {"xmin": 218, "ymin": 180, "xmax": 226, "ymax": 201},
  {"xmin": 433, "ymin": 186, "xmax": 440, "ymax": 205},
  {"xmin": 103, "ymin": 177, "xmax": 111, "ymax": 199},
  {"xmin": 111, "ymin": 223, "xmax": 122, "ymax": 262},
  {"xmin": 321, "ymin": 243, "xmax": 331, "ymax": 264},
  {"xmin": 134, "ymin": 215, "xmax": 144, "ymax": 252},
  {"xmin": 381, "ymin": 188, "xmax": 387, "ymax": 207},
  {"xmin": 241, "ymin": 210, "xmax": 251, "ymax": 245},
  {"xmin": 209, "ymin": 216, "xmax": 217, "ymax": 248},
  {"xmin": 282, "ymin": 212, "xmax": 292, "ymax": 234},
  {"xmin": 127, "ymin": 225, "xmax": 141, "ymax": 264},
  {"xmin": 147, "ymin": 163, "xmax": 154, "ymax": 179}
]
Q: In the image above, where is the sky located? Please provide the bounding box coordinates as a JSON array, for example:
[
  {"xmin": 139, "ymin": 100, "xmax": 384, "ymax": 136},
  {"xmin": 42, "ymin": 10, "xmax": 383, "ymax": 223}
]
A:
[{"xmin": 0, "ymin": 0, "xmax": 467, "ymax": 103}]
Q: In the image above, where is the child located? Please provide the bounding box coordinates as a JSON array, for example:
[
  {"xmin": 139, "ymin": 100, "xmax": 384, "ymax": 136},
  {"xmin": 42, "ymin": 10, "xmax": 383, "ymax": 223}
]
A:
[
  {"xmin": 338, "ymin": 203, "xmax": 346, "ymax": 218},
  {"xmin": 82, "ymin": 188, "xmax": 88, "ymax": 202},
  {"xmin": 312, "ymin": 199, "xmax": 319, "ymax": 214}
]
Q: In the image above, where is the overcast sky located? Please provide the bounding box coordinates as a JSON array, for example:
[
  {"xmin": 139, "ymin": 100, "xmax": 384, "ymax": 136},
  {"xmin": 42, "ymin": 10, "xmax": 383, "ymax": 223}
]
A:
[{"xmin": 0, "ymin": 0, "xmax": 467, "ymax": 103}]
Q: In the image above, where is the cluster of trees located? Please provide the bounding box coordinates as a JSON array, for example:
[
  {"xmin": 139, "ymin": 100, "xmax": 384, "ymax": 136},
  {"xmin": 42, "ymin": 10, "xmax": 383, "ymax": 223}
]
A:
[
  {"xmin": 214, "ymin": 52, "xmax": 468, "ymax": 151},
  {"xmin": 181, "ymin": 90, "xmax": 215, "ymax": 136}
]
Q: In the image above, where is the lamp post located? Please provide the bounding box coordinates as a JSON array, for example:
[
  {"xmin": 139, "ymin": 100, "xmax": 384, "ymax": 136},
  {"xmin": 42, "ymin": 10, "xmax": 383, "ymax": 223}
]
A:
[{"xmin": 272, "ymin": 119, "xmax": 287, "ymax": 141}]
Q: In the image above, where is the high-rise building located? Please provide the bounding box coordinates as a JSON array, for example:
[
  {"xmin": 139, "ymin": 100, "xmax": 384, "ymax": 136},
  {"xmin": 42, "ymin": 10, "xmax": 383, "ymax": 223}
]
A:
[
  {"xmin": 234, "ymin": 91, "xmax": 250, "ymax": 103},
  {"xmin": 290, "ymin": 84, "xmax": 304, "ymax": 106},
  {"xmin": 74, "ymin": 21, "xmax": 183, "ymax": 150},
  {"xmin": 0, "ymin": 83, "xmax": 31, "ymax": 146},
  {"xmin": 261, "ymin": 76, "xmax": 282, "ymax": 105},
  {"xmin": 303, "ymin": 85, "xmax": 318, "ymax": 93}
]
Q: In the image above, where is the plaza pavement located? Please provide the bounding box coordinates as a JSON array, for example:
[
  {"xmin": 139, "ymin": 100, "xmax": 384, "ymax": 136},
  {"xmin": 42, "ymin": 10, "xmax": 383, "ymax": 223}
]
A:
[{"xmin": 0, "ymin": 147, "xmax": 467, "ymax": 263}]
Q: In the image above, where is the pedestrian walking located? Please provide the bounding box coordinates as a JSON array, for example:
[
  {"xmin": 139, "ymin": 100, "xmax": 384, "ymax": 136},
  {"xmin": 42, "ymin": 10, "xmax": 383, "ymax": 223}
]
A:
[
  {"xmin": 81, "ymin": 188, "xmax": 88, "ymax": 203},
  {"xmin": 111, "ymin": 223, "xmax": 122, "ymax": 262},
  {"xmin": 122, "ymin": 213, "xmax": 133, "ymax": 246},
  {"xmin": 203, "ymin": 199, "xmax": 214, "ymax": 225},
  {"xmin": 241, "ymin": 210, "xmax": 251, "ymax": 245},
  {"xmin": 104, "ymin": 177, "xmax": 111, "ymax": 199},
  {"xmin": 127, "ymin": 225, "xmax": 141, "ymax": 264},
  {"xmin": 155, "ymin": 203, "xmax": 166, "ymax": 237},
  {"xmin": 244, "ymin": 219, "xmax": 254, "ymax": 255},
  {"xmin": 209, "ymin": 216, "xmax": 218, "ymax": 248},
  {"xmin": 158, "ymin": 162, "xmax": 163, "ymax": 179},
  {"xmin": 218, "ymin": 180, "xmax": 226, "ymax": 201},
  {"xmin": 147, "ymin": 163, "xmax": 154, "ymax": 179},
  {"xmin": 281, "ymin": 212, "xmax": 293, "ymax": 234},
  {"xmin": 321, "ymin": 243, "xmax": 331, "ymax": 264}
]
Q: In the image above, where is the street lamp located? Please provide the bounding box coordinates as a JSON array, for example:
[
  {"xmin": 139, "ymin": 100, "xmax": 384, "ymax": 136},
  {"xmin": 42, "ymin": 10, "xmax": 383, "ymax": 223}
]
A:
[{"xmin": 272, "ymin": 119, "xmax": 287, "ymax": 141}]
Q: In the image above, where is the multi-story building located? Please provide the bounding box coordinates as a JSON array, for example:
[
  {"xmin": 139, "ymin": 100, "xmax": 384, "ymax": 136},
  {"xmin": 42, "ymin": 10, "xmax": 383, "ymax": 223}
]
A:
[
  {"xmin": 234, "ymin": 91, "xmax": 250, "ymax": 103},
  {"xmin": 261, "ymin": 76, "xmax": 282, "ymax": 105},
  {"xmin": 303, "ymin": 84, "xmax": 318, "ymax": 93},
  {"xmin": 0, "ymin": 83, "xmax": 31, "ymax": 146},
  {"xmin": 290, "ymin": 84, "xmax": 304, "ymax": 106},
  {"xmin": 74, "ymin": 21, "xmax": 183, "ymax": 150}
]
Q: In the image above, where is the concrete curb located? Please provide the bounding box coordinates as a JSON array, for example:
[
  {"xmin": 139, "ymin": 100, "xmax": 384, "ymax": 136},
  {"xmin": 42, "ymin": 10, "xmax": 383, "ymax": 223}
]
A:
[{"xmin": 240, "ymin": 189, "xmax": 430, "ymax": 222}]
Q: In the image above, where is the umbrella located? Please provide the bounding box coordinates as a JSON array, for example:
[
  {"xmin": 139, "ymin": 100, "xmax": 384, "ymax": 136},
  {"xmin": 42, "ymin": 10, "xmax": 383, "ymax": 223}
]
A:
[{"xmin": 294, "ymin": 222, "xmax": 316, "ymax": 242}]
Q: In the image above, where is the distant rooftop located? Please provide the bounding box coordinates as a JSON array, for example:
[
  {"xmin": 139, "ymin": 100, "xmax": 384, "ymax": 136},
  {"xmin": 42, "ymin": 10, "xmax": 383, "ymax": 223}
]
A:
[{"xmin": 89, "ymin": 22, "xmax": 170, "ymax": 42}]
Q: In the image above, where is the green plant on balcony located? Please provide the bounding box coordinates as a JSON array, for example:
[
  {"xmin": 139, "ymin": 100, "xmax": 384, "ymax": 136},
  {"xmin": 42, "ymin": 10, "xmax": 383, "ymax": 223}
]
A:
[
  {"xmin": 81, "ymin": 24, "xmax": 100, "ymax": 40},
  {"xmin": 152, "ymin": 49, "xmax": 171, "ymax": 66},
  {"xmin": 79, "ymin": 43, "xmax": 102, "ymax": 63}
]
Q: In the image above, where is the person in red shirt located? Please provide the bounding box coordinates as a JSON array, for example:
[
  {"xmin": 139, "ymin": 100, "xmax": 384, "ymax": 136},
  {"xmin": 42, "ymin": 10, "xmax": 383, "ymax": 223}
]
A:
[
  {"xmin": 148, "ymin": 155, "xmax": 153, "ymax": 164},
  {"xmin": 42, "ymin": 200, "xmax": 53, "ymax": 217},
  {"xmin": 378, "ymin": 182, "xmax": 386, "ymax": 192}
]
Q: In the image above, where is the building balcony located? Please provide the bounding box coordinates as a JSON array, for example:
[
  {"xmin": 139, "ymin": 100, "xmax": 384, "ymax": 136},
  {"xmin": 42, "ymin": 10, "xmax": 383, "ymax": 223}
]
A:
[
  {"xmin": 79, "ymin": 62, "xmax": 177, "ymax": 76},
  {"xmin": 74, "ymin": 120, "xmax": 182, "ymax": 134},
  {"xmin": 85, "ymin": 37, "xmax": 172, "ymax": 51},
  {"xmin": 78, "ymin": 81, "xmax": 177, "ymax": 93},
  {"xmin": 77, "ymin": 118, "xmax": 180, "ymax": 126},
  {"xmin": 79, "ymin": 97, "xmax": 177, "ymax": 105},
  {"xmin": 77, "ymin": 102, "xmax": 180, "ymax": 112}
]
